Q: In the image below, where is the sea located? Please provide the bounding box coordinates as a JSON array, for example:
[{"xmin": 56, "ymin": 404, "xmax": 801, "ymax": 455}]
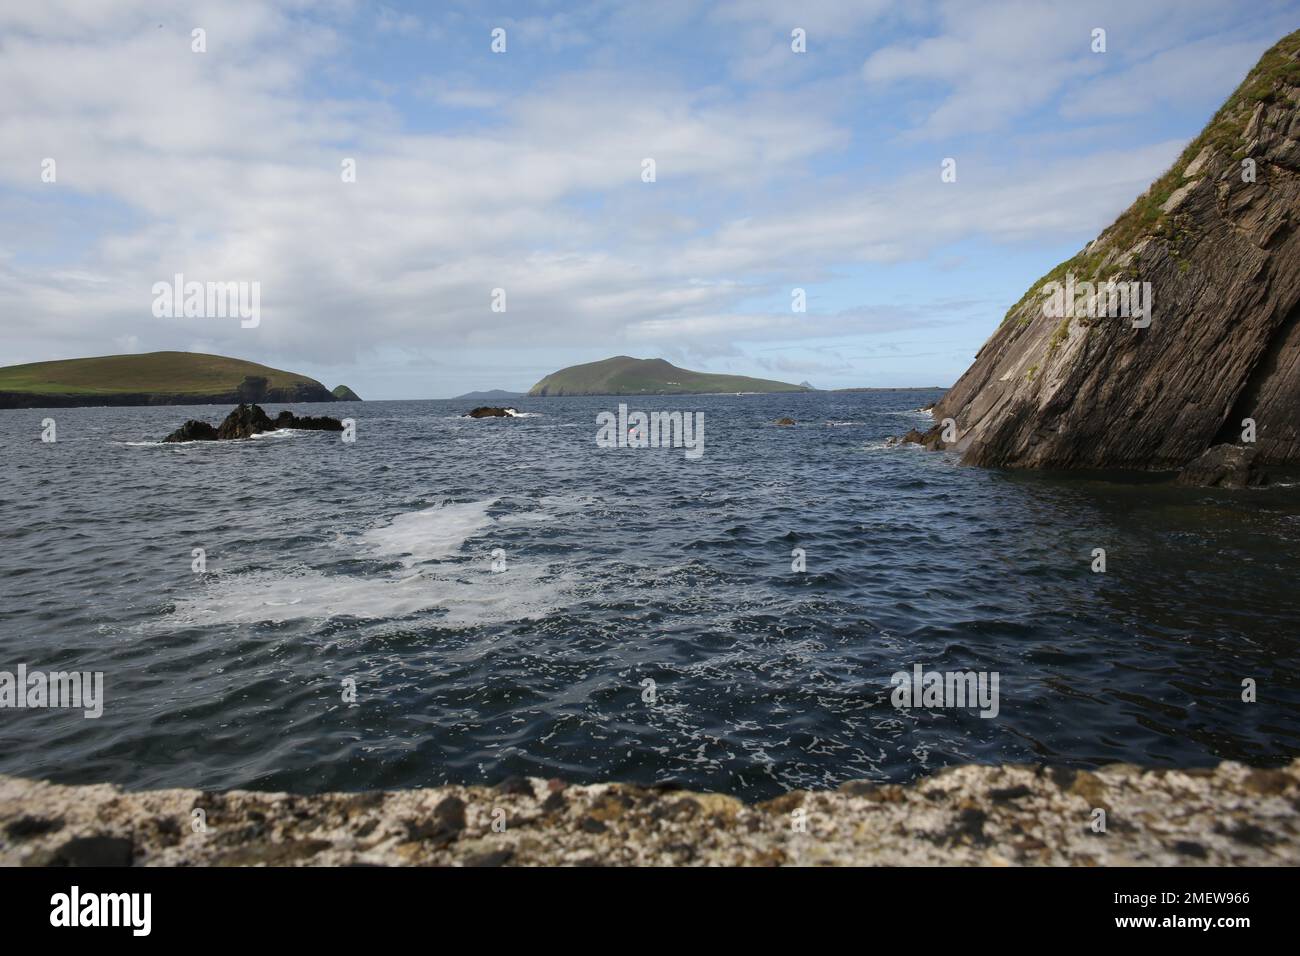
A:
[{"xmin": 2, "ymin": 391, "xmax": 1298, "ymax": 799}]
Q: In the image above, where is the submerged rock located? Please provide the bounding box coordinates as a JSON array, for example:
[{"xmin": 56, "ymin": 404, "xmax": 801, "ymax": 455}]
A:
[
  {"xmin": 774, "ymin": 417, "xmax": 796, "ymax": 426},
  {"xmin": 917, "ymin": 31, "xmax": 1300, "ymax": 485},
  {"xmin": 466, "ymin": 406, "xmax": 517, "ymax": 418},
  {"xmin": 162, "ymin": 403, "xmax": 343, "ymax": 442}
]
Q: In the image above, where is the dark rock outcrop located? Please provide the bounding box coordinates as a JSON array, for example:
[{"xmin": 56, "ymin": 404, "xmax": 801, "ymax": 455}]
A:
[
  {"xmin": 916, "ymin": 31, "xmax": 1300, "ymax": 486},
  {"xmin": 160, "ymin": 420, "xmax": 219, "ymax": 443},
  {"xmin": 163, "ymin": 404, "xmax": 343, "ymax": 443},
  {"xmin": 1176, "ymin": 444, "xmax": 1270, "ymax": 487},
  {"xmin": 466, "ymin": 406, "xmax": 516, "ymax": 418},
  {"xmin": 273, "ymin": 411, "xmax": 344, "ymax": 432},
  {"xmin": 216, "ymin": 403, "xmax": 275, "ymax": 439},
  {"xmin": 774, "ymin": 417, "xmax": 796, "ymax": 426}
]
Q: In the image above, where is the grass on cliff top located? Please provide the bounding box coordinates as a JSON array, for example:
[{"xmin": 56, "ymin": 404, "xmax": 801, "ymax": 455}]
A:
[
  {"xmin": 1000, "ymin": 28, "xmax": 1300, "ymax": 327},
  {"xmin": 528, "ymin": 355, "xmax": 807, "ymax": 395},
  {"xmin": 0, "ymin": 351, "xmax": 325, "ymax": 396}
]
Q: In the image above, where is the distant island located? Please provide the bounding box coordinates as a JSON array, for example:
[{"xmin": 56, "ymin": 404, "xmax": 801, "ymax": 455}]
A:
[
  {"xmin": 528, "ymin": 356, "xmax": 808, "ymax": 396},
  {"xmin": 0, "ymin": 351, "xmax": 358, "ymax": 408},
  {"xmin": 834, "ymin": 386, "xmax": 946, "ymax": 393},
  {"xmin": 451, "ymin": 389, "xmax": 524, "ymax": 402}
]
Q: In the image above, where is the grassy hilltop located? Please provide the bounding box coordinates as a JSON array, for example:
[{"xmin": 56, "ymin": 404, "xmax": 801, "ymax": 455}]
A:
[{"xmin": 0, "ymin": 351, "xmax": 352, "ymax": 407}]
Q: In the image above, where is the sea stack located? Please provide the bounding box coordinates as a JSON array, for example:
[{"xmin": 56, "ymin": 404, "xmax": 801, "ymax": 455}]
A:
[
  {"xmin": 913, "ymin": 31, "xmax": 1300, "ymax": 485},
  {"xmin": 162, "ymin": 404, "xmax": 344, "ymax": 442}
]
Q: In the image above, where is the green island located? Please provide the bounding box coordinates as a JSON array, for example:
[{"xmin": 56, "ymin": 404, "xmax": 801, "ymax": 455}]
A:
[
  {"xmin": 528, "ymin": 356, "xmax": 809, "ymax": 397},
  {"xmin": 0, "ymin": 351, "xmax": 357, "ymax": 408}
]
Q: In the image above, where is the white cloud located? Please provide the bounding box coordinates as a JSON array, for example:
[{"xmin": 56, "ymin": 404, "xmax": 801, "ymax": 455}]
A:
[
  {"xmin": 0, "ymin": 0, "xmax": 1293, "ymax": 394},
  {"xmin": 1061, "ymin": 36, "xmax": 1275, "ymax": 119},
  {"xmin": 860, "ymin": 0, "xmax": 1293, "ymax": 138}
]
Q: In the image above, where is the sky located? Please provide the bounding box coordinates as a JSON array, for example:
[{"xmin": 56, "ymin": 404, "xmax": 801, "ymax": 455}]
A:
[{"xmin": 1, "ymin": 0, "xmax": 1297, "ymax": 398}]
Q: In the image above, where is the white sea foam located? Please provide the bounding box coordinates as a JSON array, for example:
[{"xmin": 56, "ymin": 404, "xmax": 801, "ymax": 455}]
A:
[
  {"xmin": 121, "ymin": 429, "xmax": 300, "ymax": 446},
  {"xmin": 168, "ymin": 563, "xmax": 572, "ymax": 628},
  {"xmin": 864, "ymin": 438, "xmax": 925, "ymax": 451},
  {"xmin": 445, "ymin": 409, "xmax": 539, "ymax": 420},
  {"xmin": 359, "ymin": 500, "xmax": 495, "ymax": 567},
  {"xmin": 164, "ymin": 498, "xmax": 586, "ymax": 628},
  {"xmin": 121, "ymin": 439, "xmax": 220, "ymax": 447}
]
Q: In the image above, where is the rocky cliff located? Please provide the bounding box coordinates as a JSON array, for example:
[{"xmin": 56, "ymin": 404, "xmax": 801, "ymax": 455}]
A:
[{"xmin": 916, "ymin": 31, "xmax": 1300, "ymax": 485}]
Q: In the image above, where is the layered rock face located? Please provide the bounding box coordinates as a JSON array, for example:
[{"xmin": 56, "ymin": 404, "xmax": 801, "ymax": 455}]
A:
[{"xmin": 920, "ymin": 31, "xmax": 1300, "ymax": 482}]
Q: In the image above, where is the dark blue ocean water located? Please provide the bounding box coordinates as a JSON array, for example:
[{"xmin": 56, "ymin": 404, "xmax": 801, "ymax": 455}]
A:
[{"xmin": 2, "ymin": 391, "xmax": 1299, "ymax": 799}]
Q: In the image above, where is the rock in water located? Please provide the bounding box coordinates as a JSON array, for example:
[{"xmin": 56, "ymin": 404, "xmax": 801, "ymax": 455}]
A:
[
  {"xmin": 273, "ymin": 411, "xmax": 344, "ymax": 432},
  {"xmin": 162, "ymin": 404, "xmax": 344, "ymax": 442},
  {"xmin": 216, "ymin": 403, "xmax": 275, "ymax": 439},
  {"xmin": 774, "ymin": 417, "xmax": 796, "ymax": 426},
  {"xmin": 466, "ymin": 406, "xmax": 516, "ymax": 418},
  {"xmin": 1176, "ymin": 444, "xmax": 1269, "ymax": 488},
  {"xmin": 921, "ymin": 31, "xmax": 1300, "ymax": 486},
  {"xmin": 161, "ymin": 420, "xmax": 219, "ymax": 443}
]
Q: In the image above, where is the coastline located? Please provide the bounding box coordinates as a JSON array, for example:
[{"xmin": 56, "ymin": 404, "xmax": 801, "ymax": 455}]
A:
[
  {"xmin": 4, "ymin": 759, "xmax": 1296, "ymax": 866},
  {"xmin": 0, "ymin": 390, "xmax": 341, "ymax": 410}
]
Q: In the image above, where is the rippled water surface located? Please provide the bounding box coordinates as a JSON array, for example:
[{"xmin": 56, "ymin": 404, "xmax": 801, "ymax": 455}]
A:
[{"xmin": 2, "ymin": 392, "xmax": 1299, "ymax": 799}]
